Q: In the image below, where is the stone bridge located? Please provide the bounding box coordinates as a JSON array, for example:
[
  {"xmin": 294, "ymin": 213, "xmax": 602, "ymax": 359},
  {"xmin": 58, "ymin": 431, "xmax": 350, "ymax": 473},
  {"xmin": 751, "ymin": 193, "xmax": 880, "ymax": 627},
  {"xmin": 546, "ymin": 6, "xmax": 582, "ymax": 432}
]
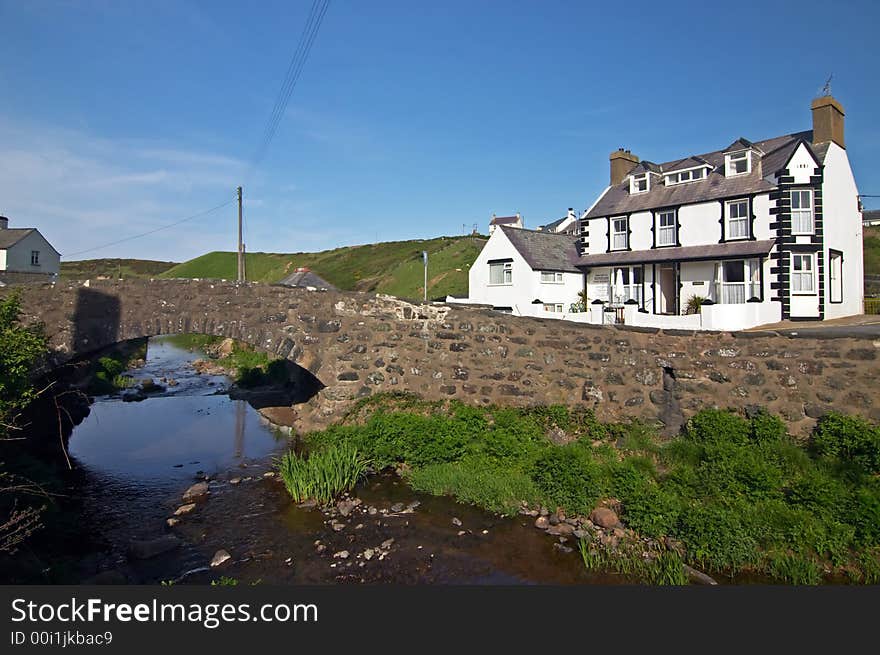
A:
[{"xmin": 6, "ymin": 279, "xmax": 880, "ymax": 434}]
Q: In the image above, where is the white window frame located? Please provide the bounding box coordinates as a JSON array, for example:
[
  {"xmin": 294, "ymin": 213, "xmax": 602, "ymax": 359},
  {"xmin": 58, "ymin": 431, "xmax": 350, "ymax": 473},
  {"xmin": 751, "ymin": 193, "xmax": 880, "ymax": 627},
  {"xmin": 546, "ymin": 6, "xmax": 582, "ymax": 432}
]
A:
[
  {"xmin": 790, "ymin": 189, "xmax": 814, "ymax": 235},
  {"xmin": 791, "ymin": 253, "xmax": 815, "ymax": 294},
  {"xmin": 664, "ymin": 167, "xmax": 707, "ymax": 186},
  {"xmin": 725, "ymin": 150, "xmax": 751, "ymax": 177},
  {"xmin": 829, "ymin": 251, "xmax": 843, "ymax": 303},
  {"xmin": 725, "ymin": 199, "xmax": 750, "ymax": 240},
  {"xmin": 656, "ymin": 210, "xmax": 676, "ymax": 247},
  {"xmin": 540, "ymin": 271, "xmax": 564, "ymax": 284},
  {"xmin": 488, "ymin": 261, "xmax": 513, "ymax": 285},
  {"xmin": 611, "ymin": 216, "xmax": 628, "ymax": 251},
  {"xmin": 610, "ymin": 266, "xmax": 643, "ymax": 306},
  {"xmin": 30, "ymin": 250, "xmax": 40, "ymax": 266},
  {"xmin": 543, "ymin": 303, "xmax": 563, "ymax": 313},
  {"xmin": 630, "ymin": 174, "xmax": 649, "ymax": 194}
]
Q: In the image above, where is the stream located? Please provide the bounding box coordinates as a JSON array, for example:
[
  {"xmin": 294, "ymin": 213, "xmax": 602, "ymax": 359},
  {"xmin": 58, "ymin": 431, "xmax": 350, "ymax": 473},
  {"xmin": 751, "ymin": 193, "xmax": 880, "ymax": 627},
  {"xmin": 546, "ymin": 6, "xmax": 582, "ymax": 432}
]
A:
[{"xmin": 60, "ymin": 336, "xmax": 619, "ymax": 585}]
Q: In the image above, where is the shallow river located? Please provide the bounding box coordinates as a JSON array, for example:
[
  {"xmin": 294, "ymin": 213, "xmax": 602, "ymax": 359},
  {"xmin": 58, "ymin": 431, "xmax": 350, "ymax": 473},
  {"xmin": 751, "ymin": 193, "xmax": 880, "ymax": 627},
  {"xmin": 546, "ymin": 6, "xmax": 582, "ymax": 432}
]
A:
[{"xmin": 66, "ymin": 336, "xmax": 620, "ymax": 585}]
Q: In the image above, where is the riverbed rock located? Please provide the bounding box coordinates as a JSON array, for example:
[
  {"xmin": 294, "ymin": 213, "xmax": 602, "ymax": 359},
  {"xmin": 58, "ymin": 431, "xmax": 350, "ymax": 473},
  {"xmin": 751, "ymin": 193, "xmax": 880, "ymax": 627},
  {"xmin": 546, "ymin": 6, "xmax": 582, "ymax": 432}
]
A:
[
  {"xmin": 127, "ymin": 535, "xmax": 181, "ymax": 560},
  {"xmin": 390, "ymin": 503, "xmax": 405, "ymax": 513},
  {"xmin": 337, "ymin": 500, "xmax": 356, "ymax": 517},
  {"xmin": 381, "ymin": 538, "xmax": 395, "ymax": 549},
  {"xmin": 534, "ymin": 516, "xmax": 550, "ymax": 530},
  {"xmin": 166, "ymin": 518, "xmax": 180, "ymax": 528},
  {"xmin": 229, "ymin": 477, "xmax": 242, "ymax": 485},
  {"xmin": 333, "ymin": 550, "xmax": 350, "ymax": 559},
  {"xmin": 182, "ymin": 482, "xmax": 209, "ymax": 502},
  {"xmin": 363, "ymin": 548, "xmax": 375, "ymax": 561},
  {"xmin": 589, "ymin": 507, "xmax": 621, "ymax": 529},
  {"xmin": 452, "ymin": 517, "xmax": 462, "ymax": 527},
  {"xmin": 140, "ymin": 378, "xmax": 166, "ymax": 394},
  {"xmin": 210, "ymin": 549, "xmax": 232, "ymax": 567},
  {"xmin": 330, "ymin": 520, "xmax": 346, "ymax": 532},
  {"xmin": 257, "ymin": 406, "xmax": 299, "ymax": 428},
  {"xmin": 546, "ymin": 523, "xmax": 575, "ymax": 537},
  {"xmin": 174, "ymin": 503, "xmax": 197, "ymax": 516},
  {"xmin": 217, "ymin": 338, "xmax": 236, "ymax": 358}
]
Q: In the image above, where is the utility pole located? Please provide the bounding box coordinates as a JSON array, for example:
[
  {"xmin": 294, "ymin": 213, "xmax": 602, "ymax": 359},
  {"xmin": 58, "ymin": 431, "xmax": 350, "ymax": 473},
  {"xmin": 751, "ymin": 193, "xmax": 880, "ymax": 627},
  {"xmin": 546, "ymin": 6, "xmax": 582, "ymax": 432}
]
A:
[
  {"xmin": 237, "ymin": 186, "xmax": 244, "ymax": 282},
  {"xmin": 422, "ymin": 250, "xmax": 428, "ymax": 302}
]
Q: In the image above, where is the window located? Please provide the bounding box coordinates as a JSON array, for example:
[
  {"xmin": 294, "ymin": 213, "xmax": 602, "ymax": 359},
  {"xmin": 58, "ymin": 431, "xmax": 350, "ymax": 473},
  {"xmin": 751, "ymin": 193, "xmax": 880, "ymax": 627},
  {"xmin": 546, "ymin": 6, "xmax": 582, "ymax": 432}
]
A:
[
  {"xmin": 630, "ymin": 174, "xmax": 649, "ymax": 194},
  {"xmin": 543, "ymin": 303, "xmax": 564, "ymax": 313},
  {"xmin": 489, "ymin": 261, "xmax": 512, "ymax": 285},
  {"xmin": 657, "ymin": 210, "xmax": 676, "ymax": 246},
  {"xmin": 725, "ymin": 151, "xmax": 751, "ymax": 176},
  {"xmin": 725, "ymin": 200, "xmax": 750, "ymax": 239},
  {"xmin": 714, "ymin": 259, "xmax": 761, "ymax": 304},
  {"xmin": 792, "ymin": 254, "xmax": 814, "ymax": 293},
  {"xmin": 665, "ymin": 168, "xmax": 707, "ymax": 185},
  {"xmin": 30, "ymin": 250, "xmax": 40, "ymax": 266},
  {"xmin": 829, "ymin": 251, "xmax": 843, "ymax": 303},
  {"xmin": 611, "ymin": 216, "xmax": 628, "ymax": 250},
  {"xmin": 610, "ymin": 266, "xmax": 642, "ymax": 305},
  {"xmin": 791, "ymin": 189, "xmax": 814, "ymax": 234},
  {"xmin": 540, "ymin": 271, "xmax": 564, "ymax": 283}
]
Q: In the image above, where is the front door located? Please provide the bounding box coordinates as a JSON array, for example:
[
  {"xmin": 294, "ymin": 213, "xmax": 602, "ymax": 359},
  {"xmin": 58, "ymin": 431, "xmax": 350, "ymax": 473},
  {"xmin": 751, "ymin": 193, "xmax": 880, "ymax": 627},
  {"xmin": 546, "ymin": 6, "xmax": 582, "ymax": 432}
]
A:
[{"xmin": 659, "ymin": 265, "xmax": 677, "ymax": 314}]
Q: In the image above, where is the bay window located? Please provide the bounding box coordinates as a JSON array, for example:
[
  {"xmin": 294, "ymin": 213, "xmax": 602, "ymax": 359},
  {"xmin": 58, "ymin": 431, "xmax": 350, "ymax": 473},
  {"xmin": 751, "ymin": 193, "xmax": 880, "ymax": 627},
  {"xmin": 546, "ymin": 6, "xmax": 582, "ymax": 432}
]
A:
[
  {"xmin": 610, "ymin": 266, "xmax": 642, "ymax": 305},
  {"xmin": 714, "ymin": 259, "xmax": 761, "ymax": 304}
]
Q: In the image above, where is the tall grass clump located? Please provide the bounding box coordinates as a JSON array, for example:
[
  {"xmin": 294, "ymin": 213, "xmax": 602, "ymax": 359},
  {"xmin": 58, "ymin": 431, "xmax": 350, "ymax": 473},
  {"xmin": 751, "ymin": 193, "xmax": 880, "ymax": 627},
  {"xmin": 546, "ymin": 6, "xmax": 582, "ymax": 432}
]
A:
[{"xmin": 277, "ymin": 443, "xmax": 370, "ymax": 505}]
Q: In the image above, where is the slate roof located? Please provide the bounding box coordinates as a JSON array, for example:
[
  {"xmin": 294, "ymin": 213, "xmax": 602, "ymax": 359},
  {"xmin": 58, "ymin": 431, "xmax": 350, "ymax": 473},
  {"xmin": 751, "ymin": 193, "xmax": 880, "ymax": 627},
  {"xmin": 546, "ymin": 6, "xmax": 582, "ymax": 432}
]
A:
[
  {"xmin": 490, "ymin": 215, "xmax": 520, "ymax": 225},
  {"xmin": 586, "ymin": 130, "xmax": 828, "ymax": 219},
  {"xmin": 863, "ymin": 209, "xmax": 880, "ymax": 223},
  {"xmin": 0, "ymin": 228, "xmax": 36, "ymax": 249},
  {"xmin": 499, "ymin": 225, "xmax": 580, "ymax": 272},
  {"xmin": 277, "ymin": 269, "xmax": 336, "ymax": 290},
  {"xmin": 576, "ymin": 240, "xmax": 775, "ymax": 268},
  {"xmin": 538, "ymin": 216, "xmax": 566, "ymax": 232}
]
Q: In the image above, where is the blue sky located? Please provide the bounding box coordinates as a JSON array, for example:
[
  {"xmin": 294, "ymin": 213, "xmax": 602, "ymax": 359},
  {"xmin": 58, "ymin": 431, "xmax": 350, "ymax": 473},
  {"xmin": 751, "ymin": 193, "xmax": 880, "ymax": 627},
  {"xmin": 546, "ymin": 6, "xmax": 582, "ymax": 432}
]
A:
[{"xmin": 1, "ymin": 0, "xmax": 879, "ymax": 262}]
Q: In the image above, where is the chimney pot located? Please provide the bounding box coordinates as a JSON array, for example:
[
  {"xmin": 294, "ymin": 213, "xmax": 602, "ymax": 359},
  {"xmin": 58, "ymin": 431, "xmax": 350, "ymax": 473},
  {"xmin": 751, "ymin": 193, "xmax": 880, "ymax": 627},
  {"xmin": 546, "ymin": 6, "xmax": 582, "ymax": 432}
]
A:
[{"xmin": 0, "ymin": 216, "xmax": 7, "ymax": 229}]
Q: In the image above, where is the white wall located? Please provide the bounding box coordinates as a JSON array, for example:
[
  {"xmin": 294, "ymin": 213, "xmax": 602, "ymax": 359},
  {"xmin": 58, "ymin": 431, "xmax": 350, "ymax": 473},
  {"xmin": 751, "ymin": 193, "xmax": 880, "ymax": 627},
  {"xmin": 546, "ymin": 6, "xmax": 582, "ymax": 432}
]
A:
[
  {"xmin": 677, "ymin": 201, "xmax": 722, "ymax": 247},
  {"xmin": 821, "ymin": 142, "xmax": 864, "ymax": 319},
  {"xmin": 0, "ymin": 249, "xmax": 6, "ymax": 270},
  {"xmin": 629, "ymin": 210, "xmax": 652, "ymax": 250},
  {"xmin": 2, "ymin": 231, "xmax": 60, "ymax": 275},
  {"xmin": 467, "ymin": 228, "xmax": 583, "ymax": 318},
  {"xmin": 680, "ymin": 261, "xmax": 715, "ymax": 308}
]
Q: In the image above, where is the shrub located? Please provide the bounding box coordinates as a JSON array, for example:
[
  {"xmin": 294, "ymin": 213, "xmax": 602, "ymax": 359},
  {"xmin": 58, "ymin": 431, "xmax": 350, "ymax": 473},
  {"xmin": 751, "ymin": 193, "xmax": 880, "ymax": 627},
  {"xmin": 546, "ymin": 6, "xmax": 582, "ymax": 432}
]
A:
[
  {"xmin": 677, "ymin": 502, "xmax": 760, "ymax": 572},
  {"xmin": 277, "ymin": 443, "xmax": 370, "ymax": 505},
  {"xmin": 684, "ymin": 295, "xmax": 707, "ymax": 315},
  {"xmin": 849, "ymin": 484, "xmax": 880, "ymax": 546},
  {"xmin": 530, "ymin": 445, "xmax": 604, "ymax": 515},
  {"xmin": 811, "ymin": 412, "xmax": 880, "ymax": 476},
  {"xmin": 749, "ymin": 409, "xmax": 788, "ymax": 444},
  {"xmin": 622, "ymin": 483, "xmax": 682, "ymax": 538},
  {"xmin": 685, "ymin": 409, "xmax": 750, "ymax": 447}
]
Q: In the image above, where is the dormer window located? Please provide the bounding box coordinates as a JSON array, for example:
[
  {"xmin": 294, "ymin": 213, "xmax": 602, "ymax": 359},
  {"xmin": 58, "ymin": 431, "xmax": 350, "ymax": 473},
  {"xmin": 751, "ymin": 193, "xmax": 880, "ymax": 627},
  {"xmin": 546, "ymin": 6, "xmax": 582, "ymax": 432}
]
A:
[
  {"xmin": 725, "ymin": 150, "xmax": 751, "ymax": 176},
  {"xmin": 630, "ymin": 173, "xmax": 649, "ymax": 194},
  {"xmin": 665, "ymin": 167, "xmax": 708, "ymax": 186}
]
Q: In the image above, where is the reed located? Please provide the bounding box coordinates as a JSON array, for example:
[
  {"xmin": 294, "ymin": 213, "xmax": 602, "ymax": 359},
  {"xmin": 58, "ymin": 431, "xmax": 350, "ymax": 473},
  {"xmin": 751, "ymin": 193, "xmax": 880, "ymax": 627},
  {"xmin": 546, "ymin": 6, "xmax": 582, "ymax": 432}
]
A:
[{"xmin": 277, "ymin": 443, "xmax": 370, "ymax": 505}]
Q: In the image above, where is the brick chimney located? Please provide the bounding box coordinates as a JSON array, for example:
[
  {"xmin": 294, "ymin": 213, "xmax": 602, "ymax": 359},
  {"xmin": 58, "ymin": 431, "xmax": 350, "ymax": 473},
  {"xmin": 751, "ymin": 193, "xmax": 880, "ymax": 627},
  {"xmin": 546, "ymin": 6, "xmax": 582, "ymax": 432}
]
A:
[
  {"xmin": 0, "ymin": 216, "xmax": 7, "ymax": 229},
  {"xmin": 811, "ymin": 95, "xmax": 845, "ymax": 148},
  {"xmin": 609, "ymin": 149, "xmax": 639, "ymax": 186}
]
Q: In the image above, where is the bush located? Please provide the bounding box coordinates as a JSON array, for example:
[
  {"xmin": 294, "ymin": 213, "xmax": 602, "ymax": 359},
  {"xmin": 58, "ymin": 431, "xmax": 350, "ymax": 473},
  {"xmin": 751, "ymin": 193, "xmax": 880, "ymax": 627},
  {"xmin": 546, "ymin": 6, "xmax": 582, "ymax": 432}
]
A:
[
  {"xmin": 277, "ymin": 443, "xmax": 370, "ymax": 505},
  {"xmin": 622, "ymin": 483, "xmax": 682, "ymax": 538},
  {"xmin": 811, "ymin": 412, "xmax": 880, "ymax": 476},
  {"xmin": 530, "ymin": 445, "xmax": 604, "ymax": 515},
  {"xmin": 677, "ymin": 502, "xmax": 760, "ymax": 572},
  {"xmin": 849, "ymin": 484, "xmax": 880, "ymax": 546},
  {"xmin": 749, "ymin": 409, "xmax": 788, "ymax": 444},
  {"xmin": 685, "ymin": 409, "xmax": 750, "ymax": 447}
]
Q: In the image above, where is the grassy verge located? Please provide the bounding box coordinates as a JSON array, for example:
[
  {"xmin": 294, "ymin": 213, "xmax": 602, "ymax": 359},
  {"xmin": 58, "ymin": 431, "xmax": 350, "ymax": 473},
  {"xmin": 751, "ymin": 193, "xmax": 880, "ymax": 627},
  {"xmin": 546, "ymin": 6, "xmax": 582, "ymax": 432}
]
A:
[{"xmin": 294, "ymin": 392, "xmax": 880, "ymax": 584}]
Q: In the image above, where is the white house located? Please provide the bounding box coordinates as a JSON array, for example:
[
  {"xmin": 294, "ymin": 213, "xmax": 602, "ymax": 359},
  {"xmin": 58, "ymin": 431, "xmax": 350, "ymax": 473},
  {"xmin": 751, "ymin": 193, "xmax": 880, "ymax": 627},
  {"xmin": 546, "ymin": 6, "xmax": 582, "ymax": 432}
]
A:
[
  {"xmin": 577, "ymin": 95, "xmax": 863, "ymax": 330},
  {"xmin": 488, "ymin": 213, "xmax": 523, "ymax": 234},
  {"xmin": 0, "ymin": 216, "xmax": 60, "ymax": 283},
  {"xmin": 863, "ymin": 209, "xmax": 880, "ymax": 227},
  {"xmin": 465, "ymin": 225, "xmax": 583, "ymax": 318},
  {"xmin": 537, "ymin": 208, "xmax": 579, "ymax": 235}
]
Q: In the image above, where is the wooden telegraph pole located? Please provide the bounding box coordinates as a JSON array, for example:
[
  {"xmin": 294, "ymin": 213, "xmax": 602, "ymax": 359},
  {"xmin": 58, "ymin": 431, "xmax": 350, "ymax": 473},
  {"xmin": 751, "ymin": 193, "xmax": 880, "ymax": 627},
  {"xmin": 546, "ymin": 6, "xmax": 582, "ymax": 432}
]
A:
[{"xmin": 237, "ymin": 186, "xmax": 244, "ymax": 282}]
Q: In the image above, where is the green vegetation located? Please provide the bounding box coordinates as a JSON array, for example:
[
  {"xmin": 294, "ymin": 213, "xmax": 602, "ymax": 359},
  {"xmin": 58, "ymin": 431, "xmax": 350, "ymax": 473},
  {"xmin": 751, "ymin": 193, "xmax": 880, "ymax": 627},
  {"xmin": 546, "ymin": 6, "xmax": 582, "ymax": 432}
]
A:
[
  {"xmin": 277, "ymin": 442, "xmax": 370, "ymax": 505},
  {"xmin": 296, "ymin": 393, "xmax": 880, "ymax": 584},
  {"xmin": 160, "ymin": 235, "xmax": 486, "ymax": 300},
  {"xmin": 865, "ymin": 225, "xmax": 880, "ymax": 277},
  {"xmin": 85, "ymin": 342, "xmax": 146, "ymax": 395},
  {"xmin": 578, "ymin": 539, "xmax": 689, "ymax": 585},
  {"xmin": 0, "ymin": 293, "xmax": 47, "ymax": 437},
  {"xmin": 211, "ymin": 576, "xmax": 238, "ymax": 586},
  {"xmin": 60, "ymin": 258, "xmax": 177, "ymax": 280},
  {"xmin": 164, "ymin": 334, "xmax": 281, "ymax": 388}
]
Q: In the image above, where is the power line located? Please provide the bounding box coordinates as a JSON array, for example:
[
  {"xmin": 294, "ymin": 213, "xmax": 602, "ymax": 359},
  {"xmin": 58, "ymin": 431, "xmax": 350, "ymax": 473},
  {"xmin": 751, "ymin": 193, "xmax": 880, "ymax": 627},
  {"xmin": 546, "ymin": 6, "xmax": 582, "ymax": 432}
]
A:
[
  {"xmin": 248, "ymin": 0, "xmax": 331, "ymax": 173},
  {"xmin": 63, "ymin": 198, "xmax": 235, "ymax": 257}
]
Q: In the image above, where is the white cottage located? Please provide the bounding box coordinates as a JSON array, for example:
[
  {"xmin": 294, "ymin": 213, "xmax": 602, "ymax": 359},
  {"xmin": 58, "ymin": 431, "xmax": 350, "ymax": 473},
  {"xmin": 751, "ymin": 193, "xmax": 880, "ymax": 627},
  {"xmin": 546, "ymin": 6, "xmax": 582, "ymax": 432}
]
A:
[
  {"xmin": 577, "ymin": 95, "xmax": 863, "ymax": 330},
  {"xmin": 0, "ymin": 216, "xmax": 60, "ymax": 283},
  {"xmin": 466, "ymin": 225, "xmax": 583, "ymax": 318}
]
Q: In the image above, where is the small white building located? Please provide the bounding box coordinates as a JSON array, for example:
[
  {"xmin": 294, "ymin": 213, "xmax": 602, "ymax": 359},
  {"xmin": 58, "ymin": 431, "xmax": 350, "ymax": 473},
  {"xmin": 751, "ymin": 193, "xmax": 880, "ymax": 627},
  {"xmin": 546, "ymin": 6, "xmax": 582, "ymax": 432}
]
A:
[
  {"xmin": 465, "ymin": 225, "xmax": 583, "ymax": 318},
  {"xmin": 577, "ymin": 95, "xmax": 863, "ymax": 330},
  {"xmin": 488, "ymin": 213, "xmax": 523, "ymax": 234},
  {"xmin": 0, "ymin": 216, "xmax": 60, "ymax": 283},
  {"xmin": 537, "ymin": 208, "xmax": 579, "ymax": 235}
]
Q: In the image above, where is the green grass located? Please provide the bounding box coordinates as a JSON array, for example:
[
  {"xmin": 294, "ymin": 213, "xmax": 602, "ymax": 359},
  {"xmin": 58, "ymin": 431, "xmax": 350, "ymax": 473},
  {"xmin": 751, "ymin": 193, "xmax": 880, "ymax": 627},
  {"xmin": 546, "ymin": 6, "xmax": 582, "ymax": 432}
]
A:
[
  {"xmin": 60, "ymin": 258, "xmax": 177, "ymax": 280},
  {"xmin": 296, "ymin": 395, "xmax": 880, "ymax": 584},
  {"xmin": 160, "ymin": 235, "xmax": 487, "ymax": 300},
  {"xmin": 277, "ymin": 442, "xmax": 371, "ymax": 505},
  {"xmin": 865, "ymin": 225, "xmax": 880, "ymax": 277}
]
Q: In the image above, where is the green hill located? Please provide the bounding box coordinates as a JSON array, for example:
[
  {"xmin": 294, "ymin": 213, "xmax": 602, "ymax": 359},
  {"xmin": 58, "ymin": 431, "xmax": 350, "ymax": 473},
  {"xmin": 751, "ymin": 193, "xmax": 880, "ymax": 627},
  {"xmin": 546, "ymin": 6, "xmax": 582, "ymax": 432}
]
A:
[
  {"xmin": 61, "ymin": 258, "xmax": 177, "ymax": 280},
  {"xmin": 865, "ymin": 225, "xmax": 879, "ymax": 276},
  {"xmin": 160, "ymin": 235, "xmax": 487, "ymax": 300}
]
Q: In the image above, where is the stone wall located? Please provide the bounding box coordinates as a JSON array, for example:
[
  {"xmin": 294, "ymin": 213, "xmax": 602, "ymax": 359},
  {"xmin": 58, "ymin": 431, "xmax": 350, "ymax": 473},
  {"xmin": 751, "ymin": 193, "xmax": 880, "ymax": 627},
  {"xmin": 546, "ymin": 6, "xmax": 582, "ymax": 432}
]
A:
[{"xmin": 5, "ymin": 279, "xmax": 879, "ymax": 435}]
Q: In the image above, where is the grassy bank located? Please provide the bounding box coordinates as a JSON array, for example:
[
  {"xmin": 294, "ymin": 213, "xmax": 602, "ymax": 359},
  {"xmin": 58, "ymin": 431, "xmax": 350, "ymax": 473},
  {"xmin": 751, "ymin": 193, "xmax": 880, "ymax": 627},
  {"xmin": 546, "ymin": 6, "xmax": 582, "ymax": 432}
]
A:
[
  {"xmin": 160, "ymin": 235, "xmax": 486, "ymax": 300},
  {"xmin": 60, "ymin": 258, "xmax": 177, "ymax": 280},
  {"xmin": 284, "ymin": 393, "xmax": 880, "ymax": 584},
  {"xmin": 85, "ymin": 340, "xmax": 147, "ymax": 394},
  {"xmin": 164, "ymin": 334, "xmax": 280, "ymax": 387}
]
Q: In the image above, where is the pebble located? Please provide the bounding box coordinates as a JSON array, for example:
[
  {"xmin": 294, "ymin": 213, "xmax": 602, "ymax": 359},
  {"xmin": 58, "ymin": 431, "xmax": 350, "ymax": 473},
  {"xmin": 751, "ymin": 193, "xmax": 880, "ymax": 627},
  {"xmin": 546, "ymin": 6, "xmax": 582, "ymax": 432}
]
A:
[
  {"xmin": 452, "ymin": 517, "xmax": 462, "ymax": 527},
  {"xmin": 229, "ymin": 477, "xmax": 242, "ymax": 485},
  {"xmin": 363, "ymin": 549, "xmax": 375, "ymax": 560},
  {"xmin": 333, "ymin": 550, "xmax": 350, "ymax": 559},
  {"xmin": 174, "ymin": 503, "xmax": 197, "ymax": 516},
  {"xmin": 210, "ymin": 550, "xmax": 232, "ymax": 567}
]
